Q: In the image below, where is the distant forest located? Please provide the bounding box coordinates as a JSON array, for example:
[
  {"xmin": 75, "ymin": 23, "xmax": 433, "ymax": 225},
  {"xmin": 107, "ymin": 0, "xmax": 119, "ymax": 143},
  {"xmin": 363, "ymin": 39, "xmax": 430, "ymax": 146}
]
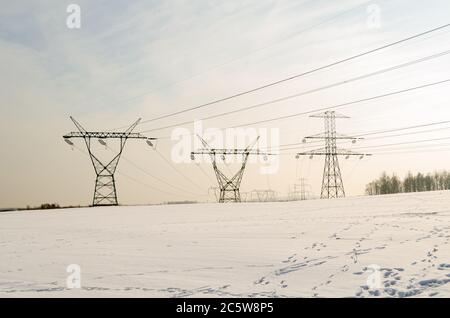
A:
[{"xmin": 365, "ymin": 171, "xmax": 450, "ymax": 195}]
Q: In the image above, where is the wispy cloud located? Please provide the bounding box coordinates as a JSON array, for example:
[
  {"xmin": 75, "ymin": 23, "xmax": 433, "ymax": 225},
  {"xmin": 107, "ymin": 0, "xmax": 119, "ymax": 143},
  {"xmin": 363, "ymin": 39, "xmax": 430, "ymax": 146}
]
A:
[{"xmin": 1, "ymin": 0, "xmax": 450, "ymax": 207}]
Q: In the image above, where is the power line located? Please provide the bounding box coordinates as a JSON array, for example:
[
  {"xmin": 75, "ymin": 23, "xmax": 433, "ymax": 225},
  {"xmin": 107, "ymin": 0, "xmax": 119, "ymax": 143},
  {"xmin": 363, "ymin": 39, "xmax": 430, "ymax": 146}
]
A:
[
  {"xmin": 71, "ymin": 144, "xmax": 187, "ymax": 199},
  {"xmin": 194, "ymin": 163, "xmax": 216, "ymax": 185},
  {"xmin": 105, "ymin": 146, "xmax": 207, "ymax": 197},
  {"xmin": 225, "ymin": 78, "xmax": 450, "ymax": 130},
  {"xmin": 371, "ymin": 147, "xmax": 450, "ymax": 155},
  {"xmin": 281, "ymin": 136, "xmax": 450, "ymax": 154},
  {"xmin": 353, "ymin": 120, "xmax": 450, "ymax": 138},
  {"xmin": 273, "ymin": 120, "xmax": 450, "ymax": 151},
  {"xmin": 360, "ymin": 126, "xmax": 450, "ymax": 141},
  {"xmin": 130, "ymin": 23, "xmax": 450, "ymax": 128},
  {"xmin": 369, "ymin": 142, "xmax": 450, "ymax": 153},
  {"xmin": 147, "ymin": 78, "xmax": 450, "ymax": 143},
  {"xmin": 139, "ymin": 49, "xmax": 450, "ymax": 134},
  {"xmin": 351, "ymin": 136, "xmax": 450, "ymax": 150},
  {"xmin": 154, "ymin": 149, "xmax": 207, "ymax": 193},
  {"xmin": 108, "ymin": 0, "xmax": 377, "ymax": 130}
]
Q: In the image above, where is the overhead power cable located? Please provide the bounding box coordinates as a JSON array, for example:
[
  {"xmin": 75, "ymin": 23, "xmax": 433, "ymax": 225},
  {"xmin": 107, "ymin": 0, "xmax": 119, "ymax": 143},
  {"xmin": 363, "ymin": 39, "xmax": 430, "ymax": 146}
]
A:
[
  {"xmin": 271, "ymin": 120, "xmax": 450, "ymax": 151},
  {"xmin": 351, "ymin": 136, "xmax": 450, "ymax": 150},
  {"xmin": 71, "ymin": 144, "xmax": 189, "ymax": 199},
  {"xmin": 370, "ymin": 147, "xmax": 450, "ymax": 155},
  {"xmin": 113, "ymin": 150, "xmax": 207, "ymax": 197},
  {"xmin": 107, "ymin": 0, "xmax": 381, "ymax": 131},
  {"xmin": 129, "ymin": 23, "xmax": 450, "ymax": 129},
  {"xmin": 139, "ymin": 49, "xmax": 450, "ymax": 134},
  {"xmin": 148, "ymin": 78, "xmax": 450, "ymax": 141},
  {"xmin": 105, "ymin": 0, "xmax": 376, "ymax": 124},
  {"xmin": 154, "ymin": 149, "xmax": 207, "ymax": 194},
  {"xmin": 281, "ymin": 136, "xmax": 450, "ymax": 154}
]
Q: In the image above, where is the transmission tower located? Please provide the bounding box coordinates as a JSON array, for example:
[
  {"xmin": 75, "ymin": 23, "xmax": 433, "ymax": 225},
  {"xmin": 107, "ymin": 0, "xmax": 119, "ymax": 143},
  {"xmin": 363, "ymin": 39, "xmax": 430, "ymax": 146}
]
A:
[
  {"xmin": 298, "ymin": 178, "xmax": 308, "ymax": 201},
  {"xmin": 288, "ymin": 179, "xmax": 311, "ymax": 201},
  {"xmin": 63, "ymin": 117, "xmax": 156, "ymax": 206},
  {"xmin": 250, "ymin": 189, "xmax": 277, "ymax": 202},
  {"xmin": 290, "ymin": 178, "xmax": 312, "ymax": 201},
  {"xmin": 295, "ymin": 111, "xmax": 371, "ymax": 199},
  {"xmin": 191, "ymin": 136, "xmax": 272, "ymax": 203}
]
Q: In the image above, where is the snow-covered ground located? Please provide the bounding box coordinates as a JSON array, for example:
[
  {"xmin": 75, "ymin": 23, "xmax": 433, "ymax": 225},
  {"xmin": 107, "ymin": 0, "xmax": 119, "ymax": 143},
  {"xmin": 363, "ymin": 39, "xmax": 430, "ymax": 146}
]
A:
[{"xmin": 0, "ymin": 191, "xmax": 449, "ymax": 298}]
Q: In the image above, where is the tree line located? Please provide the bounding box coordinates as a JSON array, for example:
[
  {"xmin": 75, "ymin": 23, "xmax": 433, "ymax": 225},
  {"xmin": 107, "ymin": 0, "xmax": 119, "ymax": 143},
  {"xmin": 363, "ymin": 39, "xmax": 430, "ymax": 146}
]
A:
[{"xmin": 365, "ymin": 171, "xmax": 450, "ymax": 195}]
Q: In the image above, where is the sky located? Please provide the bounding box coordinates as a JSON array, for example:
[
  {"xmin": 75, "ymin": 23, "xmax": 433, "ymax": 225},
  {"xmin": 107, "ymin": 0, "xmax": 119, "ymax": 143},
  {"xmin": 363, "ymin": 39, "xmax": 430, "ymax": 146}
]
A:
[{"xmin": 1, "ymin": 0, "xmax": 450, "ymax": 208}]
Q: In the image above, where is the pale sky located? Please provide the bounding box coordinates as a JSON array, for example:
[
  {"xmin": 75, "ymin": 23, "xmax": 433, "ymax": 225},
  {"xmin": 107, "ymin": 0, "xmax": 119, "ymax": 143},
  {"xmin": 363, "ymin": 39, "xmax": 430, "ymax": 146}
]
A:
[{"xmin": 1, "ymin": 0, "xmax": 450, "ymax": 208}]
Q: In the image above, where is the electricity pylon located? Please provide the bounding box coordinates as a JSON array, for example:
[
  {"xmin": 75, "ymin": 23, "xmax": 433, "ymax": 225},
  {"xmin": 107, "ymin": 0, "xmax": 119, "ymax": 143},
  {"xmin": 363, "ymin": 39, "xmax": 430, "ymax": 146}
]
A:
[
  {"xmin": 250, "ymin": 189, "xmax": 277, "ymax": 202},
  {"xmin": 298, "ymin": 178, "xmax": 309, "ymax": 201},
  {"xmin": 191, "ymin": 136, "xmax": 272, "ymax": 203},
  {"xmin": 63, "ymin": 117, "xmax": 156, "ymax": 206},
  {"xmin": 289, "ymin": 178, "xmax": 312, "ymax": 201},
  {"xmin": 295, "ymin": 111, "xmax": 371, "ymax": 199}
]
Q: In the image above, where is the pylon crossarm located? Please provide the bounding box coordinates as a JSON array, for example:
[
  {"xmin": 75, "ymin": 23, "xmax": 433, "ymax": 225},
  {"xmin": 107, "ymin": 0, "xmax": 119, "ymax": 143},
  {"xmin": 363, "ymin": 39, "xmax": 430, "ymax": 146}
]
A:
[
  {"xmin": 192, "ymin": 149, "xmax": 273, "ymax": 156},
  {"xmin": 244, "ymin": 136, "xmax": 260, "ymax": 152},
  {"xmin": 297, "ymin": 152, "xmax": 372, "ymax": 156},
  {"xmin": 295, "ymin": 147, "xmax": 326, "ymax": 156},
  {"xmin": 310, "ymin": 111, "xmax": 349, "ymax": 119},
  {"xmin": 63, "ymin": 132, "xmax": 147, "ymax": 139},
  {"xmin": 124, "ymin": 118, "xmax": 141, "ymax": 135},
  {"xmin": 305, "ymin": 135, "xmax": 364, "ymax": 140},
  {"xmin": 197, "ymin": 135, "xmax": 212, "ymax": 150},
  {"xmin": 296, "ymin": 148, "xmax": 372, "ymax": 157},
  {"xmin": 70, "ymin": 116, "xmax": 88, "ymax": 133}
]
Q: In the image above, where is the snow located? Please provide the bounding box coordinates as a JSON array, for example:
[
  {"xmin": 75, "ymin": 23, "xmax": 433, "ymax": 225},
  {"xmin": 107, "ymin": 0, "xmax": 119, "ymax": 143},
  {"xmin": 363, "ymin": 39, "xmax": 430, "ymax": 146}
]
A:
[{"xmin": 0, "ymin": 191, "xmax": 449, "ymax": 298}]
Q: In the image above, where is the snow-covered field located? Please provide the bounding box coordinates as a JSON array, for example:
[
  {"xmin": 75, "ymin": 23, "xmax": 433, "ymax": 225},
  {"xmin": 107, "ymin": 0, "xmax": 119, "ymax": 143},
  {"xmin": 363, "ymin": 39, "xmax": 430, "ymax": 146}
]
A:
[{"xmin": 0, "ymin": 191, "xmax": 449, "ymax": 298}]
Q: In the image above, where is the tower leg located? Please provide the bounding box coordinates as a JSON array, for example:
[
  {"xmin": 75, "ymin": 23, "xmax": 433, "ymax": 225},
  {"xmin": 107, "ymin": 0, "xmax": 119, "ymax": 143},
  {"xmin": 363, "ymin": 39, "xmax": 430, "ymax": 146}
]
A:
[
  {"xmin": 93, "ymin": 175, "xmax": 118, "ymax": 206},
  {"xmin": 219, "ymin": 188, "xmax": 225, "ymax": 203}
]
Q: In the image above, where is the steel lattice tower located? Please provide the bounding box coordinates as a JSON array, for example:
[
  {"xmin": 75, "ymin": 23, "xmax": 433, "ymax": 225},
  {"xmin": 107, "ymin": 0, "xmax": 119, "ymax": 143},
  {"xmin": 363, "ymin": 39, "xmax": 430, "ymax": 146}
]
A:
[
  {"xmin": 63, "ymin": 117, "xmax": 156, "ymax": 206},
  {"xmin": 250, "ymin": 189, "xmax": 277, "ymax": 202},
  {"xmin": 296, "ymin": 111, "xmax": 371, "ymax": 199},
  {"xmin": 297, "ymin": 178, "xmax": 311, "ymax": 201},
  {"xmin": 191, "ymin": 136, "xmax": 272, "ymax": 203}
]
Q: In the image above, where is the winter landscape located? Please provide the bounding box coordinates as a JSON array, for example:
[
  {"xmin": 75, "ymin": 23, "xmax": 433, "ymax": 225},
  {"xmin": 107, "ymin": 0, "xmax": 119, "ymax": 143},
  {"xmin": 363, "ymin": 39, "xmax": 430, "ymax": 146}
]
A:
[
  {"xmin": 1, "ymin": 190, "xmax": 449, "ymax": 298},
  {"xmin": 2, "ymin": 0, "xmax": 450, "ymax": 302}
]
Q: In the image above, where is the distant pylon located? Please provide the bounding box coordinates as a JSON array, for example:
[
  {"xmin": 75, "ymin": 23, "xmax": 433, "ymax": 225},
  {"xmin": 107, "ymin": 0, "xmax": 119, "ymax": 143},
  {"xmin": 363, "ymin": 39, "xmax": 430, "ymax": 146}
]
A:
[
  {"xmin": 289, "ymin": 178, "xmax": 311, "ymax": 201},
  {"xmin": 250, "ymin": 189, "xmax": 277, "ymax": 202},
  {"xmin": 295, "ymin": 111, "xmax": 371, "ymax": 199},
  {"xmin": 297, "ymin": 178, "xmax": 310, "ymax": 201},
  {"xmin": 63, "ymin": 117, "xmax": 156, "ymax": 206},
  {"xmin": 191, "ymin": 136, "xmax": 273, "ymax": 203}
]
